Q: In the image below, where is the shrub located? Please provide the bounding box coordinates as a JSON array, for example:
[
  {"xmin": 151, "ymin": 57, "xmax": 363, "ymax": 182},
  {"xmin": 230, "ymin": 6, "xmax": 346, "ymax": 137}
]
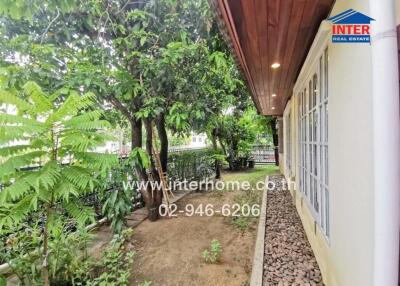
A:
[
  {"xmin": 77, "ymin": 229, "xmax": 135, "ymax": 286},
  {"xmin": 231, "ymin": 188, "xmax": 262, "ymax": 231},
  {"xmin": 232, "ymin": 217, "xmax": 250, "ymax": 231},
  {"xmin": 202, "ymin": 239, "xmax": 222, "ymax": 263},
  {"xmin": 0, "ymin": 224, "xmax": 92, "ymax": 285},
  {"xmin": 168, "ymin": 148, "xmax": 215, "ymax": 184},
  {"xmin": 0, "ymin": 84, "xmax": 118, "ymax": 285}
]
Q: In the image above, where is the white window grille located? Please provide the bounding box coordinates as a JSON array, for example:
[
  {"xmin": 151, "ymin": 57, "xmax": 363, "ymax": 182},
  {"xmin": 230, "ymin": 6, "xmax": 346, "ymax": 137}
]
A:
[
  {"xmin": 285, "ymin": 111, "xmax": 292, "ymax": 176},
  {"xmin": 298, "ymin": 47, "xmax": 329, "ymax": 238}
]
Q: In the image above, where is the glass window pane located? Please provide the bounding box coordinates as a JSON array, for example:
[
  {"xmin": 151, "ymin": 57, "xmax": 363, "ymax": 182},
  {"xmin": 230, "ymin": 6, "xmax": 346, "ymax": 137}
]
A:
[
  {"xmin": 325, "ymin": 146, "xmax": 329, "ymax": 186},
  {"xmin": 320, "ymin": 105, "xmax": 323, "ymax": 142},
  {"xmin": 324, "ymin": 48, "xmax": 328, "ymax": 99},
  {"xmin": 320, "ymin": 56, "xmax": 323, "ymax": 102},
  {"xmin": 313, "ymin": 110, "xmax": 318, "ymax": 142},
  {"xmin": 314, "ymin": 178, "xmax": 319, "ymax": 213},
  {"xmin": 325, "ymin": 103, "xmax": 328, "ymax": 142},
  {"xmin": 305, "ymin": 168, "xmax": 308, "ymax": 196},
  {"xmin": 320, "ymin": 145, "xmax": 323, "ymax": 182},
  {"xmin": 309, "ymin": 144, "xmax": 312, "ymax": 174},
  {"xmin": 325, "ymin": 188, "xmax": 330, "ymax": 236},
  {"xmin": 321, "ymin": 183, "xmax": 325, "ymax": 229},
  {"xmin": 309, "ymin": 81, "xmax": 312, "ymax": 111},
  {"xmin": 313, "ymin": 144, "xmax": 317, "ymax": 175},
  {"xmin": 313, "ymin": 74, "xmax": 318, "ymax": 108}
]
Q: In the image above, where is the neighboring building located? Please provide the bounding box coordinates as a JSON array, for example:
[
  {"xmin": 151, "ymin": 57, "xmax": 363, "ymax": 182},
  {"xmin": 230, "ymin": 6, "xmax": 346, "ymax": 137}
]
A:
[
  {"xmin": 168, "ymin": 132, "xmax": 209, "ymax": 152},
  {"xmin": 213, "ymin": 0, "xmax": 399, "ymax": 285},
  {"xmin": 94, "ymin": 140, "xmax": 119, "ymax": 154},
  {"xmin": 94, "ymin": 127, "xmax": 130, "ymax": 156},
  {"xmin": 189, "ymin": 132, "xmax": 208, "ymax": 148},
  {"xmin": 95, "ymin": 131, "xmax": 208, "ymax": 155}
]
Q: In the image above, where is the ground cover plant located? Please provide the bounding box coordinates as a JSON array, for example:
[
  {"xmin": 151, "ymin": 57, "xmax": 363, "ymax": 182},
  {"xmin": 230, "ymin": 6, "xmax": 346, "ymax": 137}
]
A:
[
  {"xmin": 202, "ymin": 239, "xmax": 222, "ymax": 264},
  {"xmin": 224, "ymin": 165, "xmax": 279, "ymax": 230}
]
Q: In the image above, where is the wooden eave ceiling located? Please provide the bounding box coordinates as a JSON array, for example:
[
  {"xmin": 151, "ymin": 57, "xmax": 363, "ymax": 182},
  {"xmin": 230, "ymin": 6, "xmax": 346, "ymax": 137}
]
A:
[{"xmin": 211, "ymin": 0, "xmax": 334, "ymax": 116}]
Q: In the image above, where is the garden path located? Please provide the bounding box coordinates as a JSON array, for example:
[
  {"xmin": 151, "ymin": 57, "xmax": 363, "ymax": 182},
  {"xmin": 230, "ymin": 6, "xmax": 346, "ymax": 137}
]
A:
[{"xmin": 263, "ymin": 175, "xmax": 324, "ymax": 286}]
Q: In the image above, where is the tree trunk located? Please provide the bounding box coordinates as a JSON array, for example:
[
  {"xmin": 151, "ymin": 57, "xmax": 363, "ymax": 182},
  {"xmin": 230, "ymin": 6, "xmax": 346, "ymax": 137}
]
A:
[
  {"xmin": 131, "ymin": 118, "xmax": 142, "ymax": 149},
  {"xmin": 129, "ymin": 118, "xmax": 155, "ymax": 212},
  {"xmin": 269, "ymin": 118, "xmax": 279, "ymax": 166},
  {"xmin": 144, "ymin": 119, "xmax": 163, "ymax": 221},
  {"xmin": 107, "ymin": 94, "xmax": 165, "ymax": 221},
  {"xmin": 156, "ymin": 113, "xmax": 168, "ymax": 173},
  {"xmin": 228, "ymin": 139, "xmax": 239, "ymax": 170},
  {"xmin": 42, "ymin": 208, "xmax": 50, "ymax": 286},
  {"xmin": 211, "ymin": 128, "xmax": 221, "ymax": 179},
  {"xmin": 218, "ymin": 137, "xmax": 227, "ymax": 156},
  {"xmin": 130, "ymin": 118, "xmax": 148, "ymax": 182}
]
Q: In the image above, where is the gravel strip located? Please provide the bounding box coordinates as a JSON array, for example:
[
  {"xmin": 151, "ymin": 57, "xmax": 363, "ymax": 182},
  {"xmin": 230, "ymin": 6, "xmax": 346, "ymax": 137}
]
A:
[{"xmin": 263, "ymin": 175, "xmax": 324, "ymax": 286}]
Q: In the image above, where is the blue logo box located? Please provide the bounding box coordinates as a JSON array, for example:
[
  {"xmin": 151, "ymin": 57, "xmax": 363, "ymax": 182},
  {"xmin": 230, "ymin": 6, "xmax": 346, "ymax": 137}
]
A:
[{"xmin": 332, "ymin": 35, "xmax": 371, "ymax": 43}]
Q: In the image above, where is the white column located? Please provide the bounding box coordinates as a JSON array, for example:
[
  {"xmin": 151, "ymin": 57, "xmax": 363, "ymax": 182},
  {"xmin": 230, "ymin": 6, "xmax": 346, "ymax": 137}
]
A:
[{"xmin": 369, "ymin": 0, "xmax": 400, "ymax": 285}]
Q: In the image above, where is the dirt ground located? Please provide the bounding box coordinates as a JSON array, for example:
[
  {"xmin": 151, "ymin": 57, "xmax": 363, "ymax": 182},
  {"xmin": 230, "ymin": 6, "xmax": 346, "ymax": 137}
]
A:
[{"xmin": 130, "ymin": 190, "xmax": 258, "ymax": 286}]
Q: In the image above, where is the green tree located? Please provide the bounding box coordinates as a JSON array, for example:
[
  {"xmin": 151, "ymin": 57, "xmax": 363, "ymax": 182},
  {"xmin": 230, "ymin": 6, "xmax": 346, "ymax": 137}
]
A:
[
  {"xmin": 0, "ymin": 82, "xmax": 118, "ymax": 285},
  {"xmin": 0, "ymin": 0, "xmax": 250, "ymax": 220},
  {"xmin": 214, "ymin": 106, "xmax": 269, "ymax": 170}
]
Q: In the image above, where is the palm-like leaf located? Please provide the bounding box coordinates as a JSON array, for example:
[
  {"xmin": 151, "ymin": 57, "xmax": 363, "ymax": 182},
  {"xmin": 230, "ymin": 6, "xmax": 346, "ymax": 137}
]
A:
[
  {"xmin": 0, "ymin": 144, "xmax": 34, "ymax": 157},
  {"xmin": 0, "ymin": 90, "xmax": 34, "ymax": 114},
  {"xmin": 0, "ymin": 151, "xmax": 47, "ymax": 178},
  {"xmin": 74, "ymin": 152, "xmax": 119, "ymax": 174},
  {"xmin": 60, "ymin": 130, "xmax": 114, "ymax": 153},
  {"xmin": 0, "ymin": 82, "xmax": 118, "ymax": 231},
  {"xmin": 22, "ymin": 81, "xmax": 52, "ymax": 112},
  {"xmin": 62, "ymin": 166, "xmax": 96, "ymax": 193},
  {"xmin": 65, "ymin": 200, "xmax": 96, "ymax": 227}
]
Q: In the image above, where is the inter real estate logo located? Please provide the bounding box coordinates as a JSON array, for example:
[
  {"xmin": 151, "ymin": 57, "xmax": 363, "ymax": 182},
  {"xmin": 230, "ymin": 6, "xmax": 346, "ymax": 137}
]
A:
[{"xmin": 328, "ymin": 9, "xmax": 375, "ymax": 43}]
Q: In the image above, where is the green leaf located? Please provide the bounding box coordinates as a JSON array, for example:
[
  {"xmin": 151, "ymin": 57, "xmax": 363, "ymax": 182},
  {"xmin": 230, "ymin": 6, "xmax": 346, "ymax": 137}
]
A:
[
  {"xmin": 0, "ymin": 151, "xmax": 47, "ymax": 178},
  {"xmin": 0, "ymin": 145, "xmax": 34, "ymax": 157},
  {"xmin": 47, "ymin": 91, "xmax": 95, "ymax": 123},
  {"xmin": 62, "ymin": 166, "xmax": 96, "ymax": 193},
  {"xmin": 0, "ymin": 90, "xmax": 34, "ymax": 113},
  {"xmin": 0, "ymin": 113, "xmax": 45, "ymax": 129},
  {"xmin": 53, "ymin": 180, "xmax": 80, "ymax": 202},
  {"xmin": 0, "ymin": 275, "xmax": 6, "ymax": 286},
  {"xmin": 23, "ymin": 81, "xmax": 52, "ymax": 112},
  {"xmin": 65, "ymin": 200, "xmax": 95, "ymax": 226},
  {"xmin": 130, "ymin": 147, "xmax": 150, "ymax": 168},
  {"xmin": 73, "ymin": 152, "xmax": 118, "ymax": 175}
]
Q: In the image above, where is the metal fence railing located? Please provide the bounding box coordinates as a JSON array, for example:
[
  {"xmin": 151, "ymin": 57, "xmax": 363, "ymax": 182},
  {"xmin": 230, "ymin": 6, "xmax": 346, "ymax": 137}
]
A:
[
  {"xmin": 0, "ymin": 148, "xmax": 216, "ymax": 215},
  {"xmin": 251, "ymin": 145, "xmax": 276, "ymax": 164}
]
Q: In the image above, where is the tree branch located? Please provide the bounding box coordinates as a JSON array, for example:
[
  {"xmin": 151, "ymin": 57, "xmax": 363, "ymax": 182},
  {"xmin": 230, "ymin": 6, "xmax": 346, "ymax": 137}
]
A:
[
  {"xmin": 107, "ymin": 94, "xmax": 133, "ymax": 122},
  {"xmin": 41, "ymin": 7, "xmax": 60, "ymax": 44}
]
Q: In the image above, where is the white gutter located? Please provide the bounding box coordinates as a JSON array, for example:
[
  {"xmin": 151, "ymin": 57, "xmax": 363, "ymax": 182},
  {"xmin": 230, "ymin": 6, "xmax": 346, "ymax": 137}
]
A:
[{"xmin": 369, "ymin": 0, "xmax": 400, "ymax": 285}]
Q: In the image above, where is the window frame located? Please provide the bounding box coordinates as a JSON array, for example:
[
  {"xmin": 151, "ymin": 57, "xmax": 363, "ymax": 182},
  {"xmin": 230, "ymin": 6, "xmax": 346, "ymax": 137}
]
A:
[{"xmin": 297, "ymin": 46, "xmax": 330, "ymax": 239}]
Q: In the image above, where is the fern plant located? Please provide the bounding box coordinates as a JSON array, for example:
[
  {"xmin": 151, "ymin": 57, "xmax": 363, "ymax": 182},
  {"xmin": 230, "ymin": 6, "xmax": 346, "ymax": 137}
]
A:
[{"xmin": 0, "ymin": 81, "xmax": 118, "ymax": 286}]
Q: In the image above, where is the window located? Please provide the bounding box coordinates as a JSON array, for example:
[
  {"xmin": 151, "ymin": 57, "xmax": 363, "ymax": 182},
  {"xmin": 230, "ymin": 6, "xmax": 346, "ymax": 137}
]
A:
[
  {"xmin": 285, "ymin": 111, "xmax": 292, "ymax": 176},
  {"xmin": 298, "ymin": 47, "xmax": 329, "ymax": 238}
]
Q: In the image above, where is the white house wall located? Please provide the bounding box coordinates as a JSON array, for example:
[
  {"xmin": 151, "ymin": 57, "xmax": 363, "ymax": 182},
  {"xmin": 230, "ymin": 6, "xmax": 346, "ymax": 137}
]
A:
[{"xmin": 280, "ymin": 0, "xmax": 391, "ymax": 285}]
